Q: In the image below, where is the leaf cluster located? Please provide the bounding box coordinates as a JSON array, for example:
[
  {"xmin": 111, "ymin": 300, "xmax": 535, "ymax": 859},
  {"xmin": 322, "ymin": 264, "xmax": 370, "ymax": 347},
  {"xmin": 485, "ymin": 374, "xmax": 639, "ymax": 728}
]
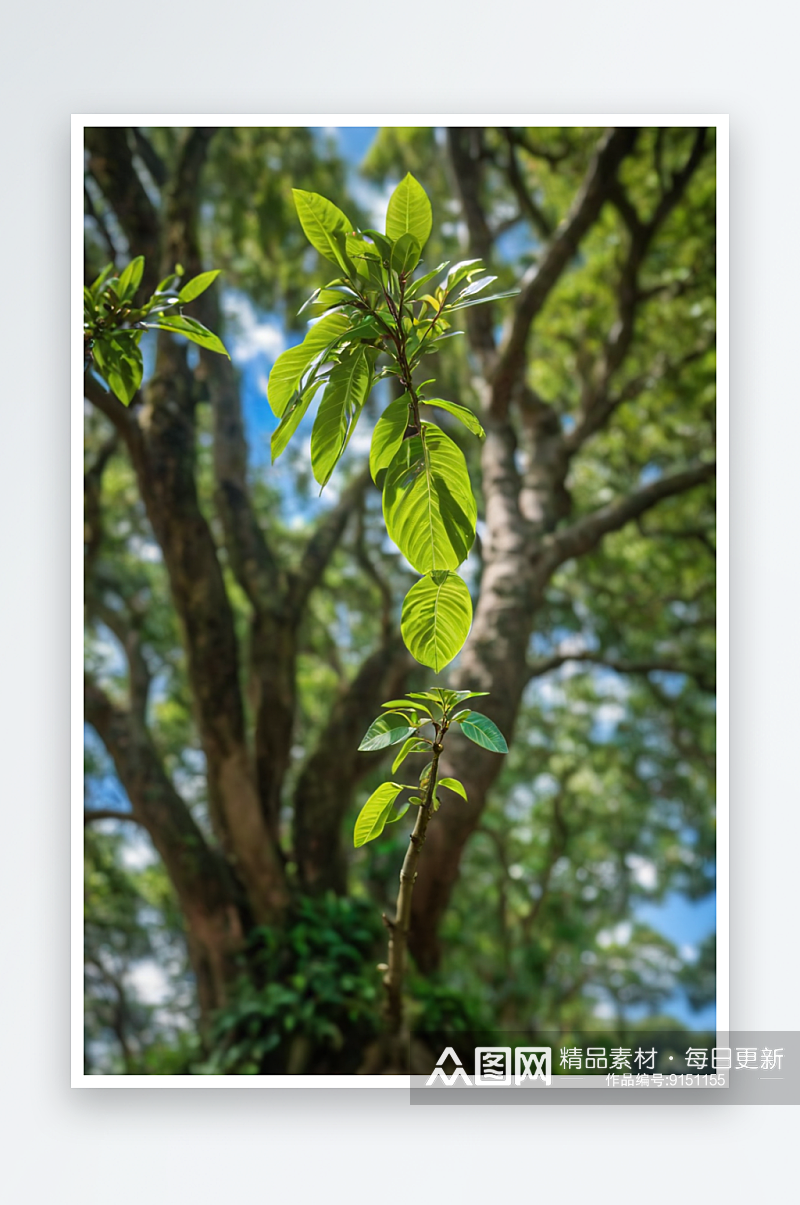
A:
[
  {"xmin": 268, "ymin": 174, "xmax": 515, "ymax": 677},
  {"xmin": 352, "ymin": 688, "xmax": 507, "ymax": 847},
  {"xmin": 84, "ymin": 257, "xmax": 229, "ymax": 405}
]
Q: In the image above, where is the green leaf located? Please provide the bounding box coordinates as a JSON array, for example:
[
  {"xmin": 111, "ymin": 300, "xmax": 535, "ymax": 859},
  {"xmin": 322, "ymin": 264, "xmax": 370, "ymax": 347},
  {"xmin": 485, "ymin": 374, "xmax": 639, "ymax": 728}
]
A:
[
  {"xmin": 390, "ymin": 233, "xmax": 421, "ymax": 277},
  {"xmin": 383, "ymin": 698, "xmax": 433, "ymax": 716},
  {"xmin": 345, "ymin": 316, "xmax": 384, "ymax": 341},
  {"xmin": 93, "ymin": 335, "xmax": 143, "ymax": 407},
  {"xmin": 400, "ymin": 571, "xmax": 473, "ymax": 672},
  {"xmin": 267, "ymin": 312, "xmax": 351, "ymax": 417},
  {"xmin": 391, "ymin": 737, "xmax": 430, "ymax": 774},
  {"xmin": 270, "ymin": 380, "xmax": 322, "ymax": 462},
  {"xmin": 155, "ymin": 272, "xmax": 178, "ymax": 295},
  {"xmin": 353, "ymin": 782, "xmax": 405, "ymax": 848},
  {"xmin": 345, "ymin": 235, "xmax": 381, "ymax": 279},
  {"xmin": 361, "ymin": 229, "xmax": 394, "ymax": 261},
  {"xmin": 420, "ymin": 399, "xmax": 485, "ymax": 440},
  {"xmin": 369, "ymin": 394, "xmax": 410, "ymax": 484},
  {"xmin": 90, "ymin": 263, "xmax": 114, "ymax": 297},
  {"xmin": 310, "ymin": 349, "xmax": 371, "ymax": 487},
  {"xmin": 405, "ymin": 262, "xmax": 449, "ymax": 299},
  {"xmin": 452, "ymin": 274, "xmax": 497, "ymax": 301},
  {"xmin": 293, "ymin": 189, "xmax": 353, "ymax": 265},
  {"xmin": 386, "ymin": 174, "xmax": 432, "ymax": 251},
  {"xmin": 152, "ymin": 315, "xmax": 230, "ymax": 357},
  {"xmin": 458, "ymin": 711, "xmax": 509, "ymax": 754},
  {"xmin": 437, "ymin": 777, "xmax": 468, "ymax": 801},
  {"xmin": 445, "ymin": 288, "xmax": 520, "ymax": 312},
  {"xmin": 445, "ymin": 259, "xmax": 484, "ymax": 288},
  {"xmin": 178, "ymin": 269, "xmax": 221, "ymax": 304},
  {"xmin": 451, "ymin": 690, "xmax": 490, "ymax": 702},
  {"xmin": 117, "ymin": 256, "xmax": 144, "ymax": 302},
  {"xmin": 358, "ymin": 712, "xmax": 417, "ymax": 752},
  {"xmin": 386, "ymin": 801, "xmax": 411, "ymax": 824},
  {"xmin": 382, "ymin": 423, "xmax": 476, "ymax": 573}
]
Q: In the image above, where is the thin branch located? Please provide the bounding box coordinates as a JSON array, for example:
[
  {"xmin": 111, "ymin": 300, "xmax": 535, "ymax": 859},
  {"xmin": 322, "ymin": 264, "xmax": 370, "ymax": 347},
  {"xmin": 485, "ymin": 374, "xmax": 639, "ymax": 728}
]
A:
[
  {"xmin": 490, "ymin": 127, "xmax": 638, "ymax": 418},
  {"xmin": 353, "ymin": 499, "xmax": 393, "ymax": 641},
  {"xmin": 131, "ymin": 127, "xmax": 167, "ymax": 188},
  {"xmin": 501, "ymin": 128, "xmax": 554, "ymax": 240},
  {"xmin": 87, "ymin": 600, "xmax": 151, "ymax": 720},
  {"xmin": 507, "ymin": 129, "xmax": 571, "ymax": 167},
  {"xmin": 84, "ymin": 184, "xmax": 118, "ymax": 262},
  {"xmin": 288, "ymin": 468, "xmax": 372, "ymax": 611},
  {"xmin": 527, "ymin": 649, "xmax": 715, "ymax": 693},
  {"xmin": 84, "ymin": 128, "xmax": 160, "ymax": 294},
  {"xmin": 84, "ymin": 374, "xmax": 141, "ymax": 450},
  {"xmin": 539, "ymin": 460, "xmax": 716, "ymax": 576},
  {"xmin": 565, "ymin": 344, "xmax": 711, "ymax": 456},
  {"xmin": 84, "ymin": 433, "xmax": 118, "ymax": 574},
  {"xmin": 84, "ymin": 808, "xmax": 144, "ymax": 826}
]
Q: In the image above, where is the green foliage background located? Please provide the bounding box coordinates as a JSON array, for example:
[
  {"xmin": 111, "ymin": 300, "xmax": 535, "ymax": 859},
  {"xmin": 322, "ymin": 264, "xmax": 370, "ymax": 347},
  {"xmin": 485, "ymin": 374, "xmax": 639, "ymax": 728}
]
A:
[{"xmin": 84, "ymin": 126, "xmax": 715, "ymax": 1074}]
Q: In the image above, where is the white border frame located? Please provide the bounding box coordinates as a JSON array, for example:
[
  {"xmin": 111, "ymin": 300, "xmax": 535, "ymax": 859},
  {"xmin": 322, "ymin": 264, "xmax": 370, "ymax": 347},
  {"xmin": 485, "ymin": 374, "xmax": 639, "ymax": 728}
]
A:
[{"xmin": 72, "ymin": 114, "xmax": 729, "ymax": 1088}]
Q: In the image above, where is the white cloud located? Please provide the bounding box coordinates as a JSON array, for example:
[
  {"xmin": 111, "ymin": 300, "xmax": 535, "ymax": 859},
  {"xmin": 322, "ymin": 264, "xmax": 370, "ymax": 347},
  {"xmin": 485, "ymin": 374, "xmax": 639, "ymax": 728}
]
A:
[
  {"xmin": 119, "ymin": 831, "xmax": 158, "ymax": 871},
  {"xmin": 597, "ymin": 921, "xmax": 633, "ymax": 948},
  {"xmin": 128, "ymin": 959, "xmax": 171, "ymax": 1005},
  {"xmin": 349, "ymin": 178, "xmax": 395, "ymax": 232},
  {"xmin": 222, "ymin": 292, "xmax": 286, "ymax": 364},
  {"xmin": 626, "ymin": 854, "xmax": 658, "ymax": 891}
]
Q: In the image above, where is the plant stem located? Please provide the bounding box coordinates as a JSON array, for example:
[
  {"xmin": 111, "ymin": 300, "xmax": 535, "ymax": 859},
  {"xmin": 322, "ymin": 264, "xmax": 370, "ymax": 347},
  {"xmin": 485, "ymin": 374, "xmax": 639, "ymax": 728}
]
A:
[{"xmin": 383, "ymin": 745, "xmax": 441, "ymax": 1037}]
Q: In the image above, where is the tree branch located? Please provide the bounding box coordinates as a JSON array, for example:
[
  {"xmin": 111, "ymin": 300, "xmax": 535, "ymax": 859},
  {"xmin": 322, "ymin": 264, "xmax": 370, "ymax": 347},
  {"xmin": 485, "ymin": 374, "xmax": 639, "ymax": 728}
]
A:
[
  {"xmin": 507, "ymin": 129, "xmax": 571, "ymax": 166},
  {"xmin": 131, "ymin": 127, "xmax": 167, "ymax": 188},
  {"xmin": 527, "ymin": 649, "xmax": 715, "ymax": 693},
  {"xmin": 84, "ymin": 374, "xmax": 140, "ymax": 447},
  {"xmin": 85, "ymin": 128, "xmax": 160, "ymax": 294},
  {"xmin": 87, "ymin": 600, "xmax": 151, "ymax": 721},
  {"xmin": 288, "ymin": 468, "xmax": 372, "ymax": 612},
  {"xmin": 539, "ymin": 460, "xmax": 716, "ymax": 576},
  {"xmin": 293, "ymin": 635, "xmax": 413, "ymax": 894},
  {"xmin": 490, "ymin": 127, "xmax": 638, "ymax": 418},
  {"xmin": 501, "ymin": 128, "xmax": 554, "ymax": 240},
  {"xmin": 84, "ymin": 808, "xmax": 144, "ymax": 826}
]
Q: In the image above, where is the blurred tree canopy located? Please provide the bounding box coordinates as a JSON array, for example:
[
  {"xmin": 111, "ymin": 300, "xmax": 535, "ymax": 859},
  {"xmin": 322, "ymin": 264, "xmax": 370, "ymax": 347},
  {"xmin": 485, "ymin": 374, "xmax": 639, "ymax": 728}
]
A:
[{"xmin": 83, "ymin": 125, "xmax": 715, "ymax": 1073}]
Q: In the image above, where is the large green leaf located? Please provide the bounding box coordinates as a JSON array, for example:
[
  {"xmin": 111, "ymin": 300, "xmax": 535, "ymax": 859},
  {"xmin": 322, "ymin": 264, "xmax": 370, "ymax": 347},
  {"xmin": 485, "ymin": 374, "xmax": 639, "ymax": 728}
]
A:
[
  {"xmin": 437, "ymin": 777, "xmax": 468, "ymax": 801},
  {"xmin": 310, "ymin": 349, "xmax": 371, "ymax": 487},
  {"xmin": 267, "ymin": 312, "xmax": 351, "ymax": 417},
  {"xmin": 178, "ymin": 269, "xmax": 221, "ymax": 303},
  {"xmin": 369, "ymin": 394, "xmax": 410, "ymax": 484},
  {"xmin": 421, "ymin": 399, "xmax": 485, "ymax": 440},
  {"xmin": 400, "ymin": 571, "xmax": 473, "ymax": 672},
  {"xmin": 383, "ymin": 697, "xmax": 433, "ymax": 716},
  {"xmin": 390, "ymin": 233, "xmax": 421, "ymax": 277},
  {"xmin": 354, "ymin": 782, "xmax": 406, "ymax": 848},
  {"xmin": 293, "ymin": 189, "xmax": 353, "ymax": 265},
  {"xmin": 457, "ymin": 711, "xmax": 509, "ymax": 754},
  {"xmin": 358, "ymin": 712, "xmax": 417, "ymax": 752},
  {"xmin": 93, "ymin": 334, "xmax": 143, "ymax": 407},
  {"xmin": 270, "ymin": 380, "xmax": 322, "ymax": 463},
  {"xmin": 151, "ymin": 315, "xmax": 230, "ymax": 357},
  {"xmin": 391, "ymin": 737, "xmax": 431, "ymax": 774},
  {"xmin": 117, "ymin": 255, "xmax": 144, "ymax": 302},
  {"xmin": 386, "ymin": 174, "xmax": 432, "ymax": 250},
  {"xmin": 382, "ymin": 423, "xmax": 476, "ymax": 573}
]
